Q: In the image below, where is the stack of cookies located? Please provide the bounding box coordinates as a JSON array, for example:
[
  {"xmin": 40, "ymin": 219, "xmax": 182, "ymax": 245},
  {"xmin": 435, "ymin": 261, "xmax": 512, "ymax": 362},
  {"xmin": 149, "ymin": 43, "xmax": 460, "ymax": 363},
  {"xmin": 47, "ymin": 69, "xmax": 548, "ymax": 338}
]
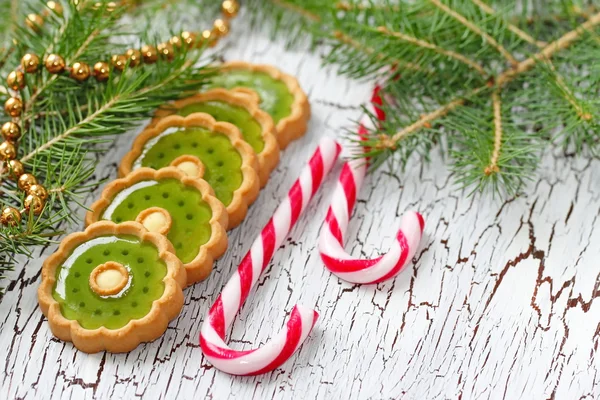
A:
[{"xmin": 38, "ymin": 62, "xmax": 310, "ymax": 353}]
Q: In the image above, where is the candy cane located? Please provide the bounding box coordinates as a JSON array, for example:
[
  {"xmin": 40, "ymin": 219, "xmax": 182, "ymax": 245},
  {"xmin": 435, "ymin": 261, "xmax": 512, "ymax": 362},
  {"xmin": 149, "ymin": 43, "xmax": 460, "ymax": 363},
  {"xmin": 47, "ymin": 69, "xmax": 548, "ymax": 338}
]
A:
[
  {"xmin": 318, "ymin": 86, "xmax": 425, "ymax": 284},
  {"xmin": 200, "ymin": 137, "xmax": 341, "ymax": 376}
]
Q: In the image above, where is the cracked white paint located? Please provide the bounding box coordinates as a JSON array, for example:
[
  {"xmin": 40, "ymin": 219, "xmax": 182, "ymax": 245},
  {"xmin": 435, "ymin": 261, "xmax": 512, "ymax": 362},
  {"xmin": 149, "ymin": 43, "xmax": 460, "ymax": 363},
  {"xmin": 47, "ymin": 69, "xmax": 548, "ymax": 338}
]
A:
[{"xmin": 0, "ymin": 18, "xmax": 599, "ymax": 400}]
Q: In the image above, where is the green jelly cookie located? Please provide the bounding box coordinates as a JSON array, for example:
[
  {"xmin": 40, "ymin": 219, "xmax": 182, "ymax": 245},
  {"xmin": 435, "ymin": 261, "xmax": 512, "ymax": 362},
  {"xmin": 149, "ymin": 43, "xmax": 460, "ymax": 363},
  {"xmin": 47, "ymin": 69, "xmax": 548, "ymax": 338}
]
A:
[
  {"xmin": 53, "ymin": 234, "xmax": 166, "ymax": 330},
  {"xmin": 180, "ymin": 101, "xmax": 264, "ymax": 152},
  {"xmin": 154, "ymin": 88, "xmax": 279, "ymax": 187},
  {"xmin": 87, "ymin": 168, "xmax": 228, "ymax": 285},
  {"xmin": 120, "ymin": 113, "xmax": 259, "ymax": 230},
  {"xmin": 208, "ymin": 61, "xmax": 310, "ymax": 149},
  {"xmin": 38, "ymin": 221, "xmax": 186, "ymax": 353},
  {"xmin": 209, "ymin": 69, "xmax": 294, "ymax": 124}
]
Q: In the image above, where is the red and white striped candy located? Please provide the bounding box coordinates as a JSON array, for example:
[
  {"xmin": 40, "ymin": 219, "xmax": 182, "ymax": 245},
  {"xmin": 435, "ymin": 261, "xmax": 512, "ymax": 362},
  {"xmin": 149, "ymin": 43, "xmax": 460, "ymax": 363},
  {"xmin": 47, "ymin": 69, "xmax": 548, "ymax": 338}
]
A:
[
  {"xmin": 318, "ymin": 154, "xmax": 424, "ymax": 284},
  {"xmin": 319, "ymin": 85, "xmax": 425, "ymax": 284},
  {"xmin": 200, "ymin": 137, "xmax": 341, "ymax": 376}
]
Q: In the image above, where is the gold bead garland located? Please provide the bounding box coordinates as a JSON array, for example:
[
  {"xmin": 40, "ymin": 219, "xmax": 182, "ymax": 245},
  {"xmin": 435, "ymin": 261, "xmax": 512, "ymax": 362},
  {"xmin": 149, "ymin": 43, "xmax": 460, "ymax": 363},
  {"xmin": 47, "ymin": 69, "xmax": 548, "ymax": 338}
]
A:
[
  {"xmin": 70, "ymin": 61, "xmax": 91, "ymax": 81},
  {"xmin": 45, "ymin": 53, "xmax": 66, "ymax": 74},
  {"xmin": 5, "ymin": 98, "xmax": 23, "ymax": 117},
  {"xmin": 1, "ymin": 0, "xmax": 240, "ymax": 226},
  {"xmin": 93, "ymin": 61, "xmax": 110, "ymax": 82},
  {"xmin": 21, "ymin": 53, "xmax": 40, "ymax": 73},
  {"xmin": 0, "ymin": 206, "xmax": 21, "ymax": 226},
  {"xmin": 6, "ymin": 160, "xmax": 24, "ymax": 178}
]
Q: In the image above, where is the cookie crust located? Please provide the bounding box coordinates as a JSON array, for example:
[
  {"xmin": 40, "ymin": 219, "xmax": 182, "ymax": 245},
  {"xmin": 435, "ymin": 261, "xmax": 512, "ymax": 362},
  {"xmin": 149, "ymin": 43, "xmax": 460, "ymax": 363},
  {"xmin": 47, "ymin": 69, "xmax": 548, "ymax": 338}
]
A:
[
  {"xmin": 119, "ymin": 113, "xmax": 260, "ymax": 229},
  {"xmin": 86, "ymin": 167, "xmax": 229, "ymax": 285},
  {"xmin": 217, "ymin": 61, "xmax": 311, "ymax": 149},
  {"xmin": 37, "ymin": 221, "xmax": 186, "ymax": 353},
  {"xmin": 154, "ymin": 88, "xmax": 279, "ymax": 187}
]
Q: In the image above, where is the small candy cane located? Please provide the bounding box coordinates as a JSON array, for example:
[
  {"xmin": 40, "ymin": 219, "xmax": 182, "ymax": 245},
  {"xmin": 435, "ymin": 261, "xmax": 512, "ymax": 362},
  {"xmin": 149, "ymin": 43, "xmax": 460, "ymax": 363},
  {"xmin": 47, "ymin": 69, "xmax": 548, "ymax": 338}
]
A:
[
  {"xmin": 200, "ymin": 137, "xmax": 341, "ymax": 376},
  {"xmin": 319, "ymin": 86, "xmax": 425, "ymax": 284}
]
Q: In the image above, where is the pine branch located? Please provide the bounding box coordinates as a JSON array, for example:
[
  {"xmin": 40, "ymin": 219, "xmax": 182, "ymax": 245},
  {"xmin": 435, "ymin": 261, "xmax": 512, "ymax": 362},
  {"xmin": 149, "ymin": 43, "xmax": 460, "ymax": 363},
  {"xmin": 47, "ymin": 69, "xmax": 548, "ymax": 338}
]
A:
[
  {"xmin": 332, "ymin": 31, "xmax": 430, "ymax": 74},
  {"xmin": 379, "ymin": 11, "xmax": 600, "ymax": 147},
  {"xmin": 429, "ymin": 0, "xmax": 519, "ymax": 66},
  {"xmin": 248, "ymin": 0, "xmax": 600, "ymax": 196},
  {"xmin": 485, "ymin": 89, "xmax": 502, "ymax": 175},
  {"xmin": 0, "ymin": 1, "xmax": 212, "ymax": 287},
  {"xmin": 470, "ymin": 0, "xmax": 547, "ymax": 47},
  {"xmin": 375, "ymin": 26, "xmax": 487, "ymax": 75}
]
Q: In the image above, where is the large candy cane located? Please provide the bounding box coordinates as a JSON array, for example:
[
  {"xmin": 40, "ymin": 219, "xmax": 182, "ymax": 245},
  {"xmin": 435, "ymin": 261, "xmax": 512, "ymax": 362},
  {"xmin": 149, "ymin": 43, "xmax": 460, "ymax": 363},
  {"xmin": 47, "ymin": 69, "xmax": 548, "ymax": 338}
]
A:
[
  {"xmin": 200, "ymin": 137, "xmax": 341, "ymax": 375},
  {"xmin": 319, "ymin": 86, "xmax": 425, "ymax": 284}
]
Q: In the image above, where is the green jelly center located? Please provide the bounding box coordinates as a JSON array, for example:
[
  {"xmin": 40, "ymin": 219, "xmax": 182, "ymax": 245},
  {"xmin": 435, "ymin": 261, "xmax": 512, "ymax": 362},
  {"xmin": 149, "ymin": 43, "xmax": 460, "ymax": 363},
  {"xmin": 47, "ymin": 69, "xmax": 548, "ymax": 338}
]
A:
[
  {"xmin": 134, "ymin": 127, "xmax": 243, "ymax": 206},
  {"xmin": 178, "ymin": 100, "xmax": 265, "ymax": 155},
  {"xmin": 101, "ymin": 179, "xmax": 213, "ymax": 264},
  {"xmin": 52, "ymin": 235, "xmax": 167, "ymax": 330},
  {"xmin": 208, "ymin": 69, "xmax": 294, "ymax": 123}
]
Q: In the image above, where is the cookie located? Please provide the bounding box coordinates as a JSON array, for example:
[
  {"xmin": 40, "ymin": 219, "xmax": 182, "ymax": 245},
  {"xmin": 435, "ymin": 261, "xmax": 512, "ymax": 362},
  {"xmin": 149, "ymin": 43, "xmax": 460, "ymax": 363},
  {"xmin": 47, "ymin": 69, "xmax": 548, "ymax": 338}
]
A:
[
  {"xmin": 207, "ymin": 61, "xmax": 310, "ymax": 149},
  {"xmin": 37, "ymin": 221, "xmax": 186, "ymax": 353},
  {"xmin": 86, "ymin": 167, "xmax": 228, "ymax": 285},
  {"xmin": 120, "ymin": 113, "xmax": 260, "ymax": 230},
  {"xmin": 154, "ymin": 89, "xmax": 280, "ymax": 187}
]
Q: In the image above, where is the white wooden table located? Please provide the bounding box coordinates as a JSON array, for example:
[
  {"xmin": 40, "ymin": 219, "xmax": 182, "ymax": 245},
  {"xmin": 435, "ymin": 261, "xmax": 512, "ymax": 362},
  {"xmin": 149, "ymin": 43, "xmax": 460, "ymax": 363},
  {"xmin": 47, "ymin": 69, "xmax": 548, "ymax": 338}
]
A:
[{"xmin": 1, "ymin": 23, "xmax": 599, "ymax": 400}]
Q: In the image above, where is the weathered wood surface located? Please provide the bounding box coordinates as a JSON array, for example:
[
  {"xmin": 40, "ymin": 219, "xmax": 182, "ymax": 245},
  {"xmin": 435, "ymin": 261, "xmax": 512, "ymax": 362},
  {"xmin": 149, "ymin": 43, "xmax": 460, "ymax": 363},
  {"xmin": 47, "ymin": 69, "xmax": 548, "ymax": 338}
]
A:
[{"xmin": 1, "ymin": 23, "xmax": 599, "ymax": 400}]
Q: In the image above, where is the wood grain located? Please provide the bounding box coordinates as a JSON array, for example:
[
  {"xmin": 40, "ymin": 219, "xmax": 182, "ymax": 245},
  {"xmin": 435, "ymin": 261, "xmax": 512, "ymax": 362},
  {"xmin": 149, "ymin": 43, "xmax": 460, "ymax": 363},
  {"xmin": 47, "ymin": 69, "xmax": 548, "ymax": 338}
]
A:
[{"xmin": 1, "ymin": 23, "xmax": 599, "ymax": 400}]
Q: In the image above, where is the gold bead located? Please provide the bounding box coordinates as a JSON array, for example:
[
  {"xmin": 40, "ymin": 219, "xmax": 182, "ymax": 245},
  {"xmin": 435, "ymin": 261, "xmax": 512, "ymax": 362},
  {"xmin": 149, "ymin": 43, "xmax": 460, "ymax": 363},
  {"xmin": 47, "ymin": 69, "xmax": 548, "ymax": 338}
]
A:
[
  {"xmin": 6, "ymin": 159, "xmax": 24, "ymax": 179},
  {"xmin": 111, "ymin": 54, "xmax": 128, "ymax": 71},
  {"xmin": 222, "ymin": 0, "xmax": 239, "ymax": 18},
  {"xmin": 21, "ymin": 53, "xmax": 40, "ymax": 73},
  {"xmin": 106, "ymin": 1, "xmax": 118, "ymax": 12},
  {"xmin": 24, "ymin": 194, "xmax": 44, "ymax": 215},
  {"xmin": 70, "ymin": 61, "xmax": 91, "ymax": 81},
  {"xmin": 200, "ymin": 30, "xmax": 218, "ymax": 48},
  {"xmin": 28, "ymin": 184, "xmax": 48, "ymax": 202},
  {"xmin": 18, "ymin": 173, "xmax": 37, "ymax": 192},
  {"xmin": 45, "ymin": 54, "xmax": 66, "ymax": 74},
  {"xmin": 46, "ymin": 1, "xmax": 64, "ymax": 16},
  {"xmin": 125, "ymin": 49, "xmax": 142, "ymax": 67},
  {"xmin": 141, "ymin": 45, "xmax": 158, "ymax": 64},
  {"xmin": 213, "ymin": 19, "xmax": 230, "ymax": 38},
  {"xmin": 181, "ymin": 31, "xmax": 197, "ymax": 47},
  {"xmin": 169, "ymin": 35, "xmax": 183, "ymax": 48},
  {"xmin": 4, "ymin": 98, "xmax": 23, "ymax": 117},
  {"xmin": 0, "ymin": 206, "xmax": 21, "ymax": 227},
  {"xmin": 157, "ymin": 43, "xmax": 175, "ymax": 61},
  {"xmin": 7, "ymin": 70, "xmax": 25, "ymax": 91},
  {"xmin": 0, "ymin": 142, "xmax": 16, "ymax": 160},
  {"xmin": 1, "ymin": 122, "xmax": 21, "ymax": 141},
  {"xmin": 93, "ymin": 61, "xmax": 110, "ymax": 82},
  {"xmin": 25, "ymin": 14, "xmax": 44, "ymax": 31}
]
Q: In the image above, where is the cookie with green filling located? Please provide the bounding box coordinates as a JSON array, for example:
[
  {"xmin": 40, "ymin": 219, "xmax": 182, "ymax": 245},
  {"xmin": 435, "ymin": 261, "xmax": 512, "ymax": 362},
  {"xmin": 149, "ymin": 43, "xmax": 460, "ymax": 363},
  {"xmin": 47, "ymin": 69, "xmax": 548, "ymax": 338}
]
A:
[
  {"xmin": 86, "ymin": 168, "xmax": 228, "ymax": 285},
  {"xmin": 207, "ymin": 61, "xmax": 310, "ymax": 149},
  {"xmin": 154, "ymin": 89, "xmax": 280, "ymax": 187},
  {"xmin": 120, "ymin": 113, "xmax": 260, "ymax": 230},
  {"xmin": 38, "ymin": 221, "xmax": 186, "ymax": 353}
]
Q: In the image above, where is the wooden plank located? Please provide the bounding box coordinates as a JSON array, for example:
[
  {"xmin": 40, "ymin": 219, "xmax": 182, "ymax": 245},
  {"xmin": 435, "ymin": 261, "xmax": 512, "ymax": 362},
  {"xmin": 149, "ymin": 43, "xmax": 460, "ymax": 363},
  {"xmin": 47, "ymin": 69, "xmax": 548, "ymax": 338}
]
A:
[{"xmin": 0, "ymin": 23, "xmax": 599, "ymax": 400}]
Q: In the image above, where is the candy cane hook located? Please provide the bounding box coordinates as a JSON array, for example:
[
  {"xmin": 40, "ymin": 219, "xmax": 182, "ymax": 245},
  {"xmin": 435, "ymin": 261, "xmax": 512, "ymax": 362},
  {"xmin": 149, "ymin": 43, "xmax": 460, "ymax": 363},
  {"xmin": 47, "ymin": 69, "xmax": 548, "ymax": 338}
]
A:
[
  {"xmin": 318, "ymin": 152, "xmax": 424, "ymax": 284},
  {"xmin": 200, "ymin": 137, "xmax": 341, "ymax": 375},
  {"xmin": 319, "ymin": 85, "xmax": 425, "ymax": 284}
]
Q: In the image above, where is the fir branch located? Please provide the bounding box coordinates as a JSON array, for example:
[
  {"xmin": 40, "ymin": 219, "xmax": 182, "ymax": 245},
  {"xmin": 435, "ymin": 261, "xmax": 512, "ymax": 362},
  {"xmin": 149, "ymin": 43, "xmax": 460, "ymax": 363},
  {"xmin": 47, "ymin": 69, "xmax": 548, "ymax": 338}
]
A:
[
  {"xmin": 0, "ymin": 1, "xmax": 212, "ymax": 287},
  {"xmin": 470, "ymin": 0, "xmax": 547, "ymax": 47},
  {"xmin": 485, "ymin": 89, "xmax": 502, "ymax": 176},
  {"xmin": 332, "ymin": 30, "xmax": 428, "ymax": 74},
  {"xmin": 248, "ymin": 0, "xmax": 600, "ymax": 196},
  {"xmin": 377, "ymin": 85, "xmax": 487, "ymax": 150},
  {"xmin": 428, "ymin": 0, "xmax": 518, "ymax": 66},
  {"xmin": 375, "ymin": 25, "xmax": 487, "ymax": 75},
  {"xmin": 378, "ymin": 11, "xmax": 600, "ymax": 148}
]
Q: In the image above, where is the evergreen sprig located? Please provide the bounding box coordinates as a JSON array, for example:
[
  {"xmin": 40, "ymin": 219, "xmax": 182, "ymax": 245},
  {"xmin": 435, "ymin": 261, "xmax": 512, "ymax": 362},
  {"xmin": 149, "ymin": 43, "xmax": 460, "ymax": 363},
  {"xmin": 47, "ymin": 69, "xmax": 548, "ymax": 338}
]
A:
[
  {"xmin": 246, "ymin": 0, "xmax": 599, "ymax": 196},
  {"xmin": 0, "ymin": 0, "xmax": 213, "ymax": 288}
]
